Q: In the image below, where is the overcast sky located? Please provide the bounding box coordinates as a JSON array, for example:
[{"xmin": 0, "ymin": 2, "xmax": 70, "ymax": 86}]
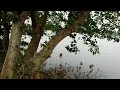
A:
[
  {"xmin": 23, "ymin": 30, "xmax": 120, "ymax": 79},
  {"xmin": 19, "ymin": 11, "xmax": 120, "ymax": 79}
]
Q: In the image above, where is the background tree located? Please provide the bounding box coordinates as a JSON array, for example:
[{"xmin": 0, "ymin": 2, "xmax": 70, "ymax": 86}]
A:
[{"xmin": 0, "ymin": 11, "xmax": 120, "ymax": 79}]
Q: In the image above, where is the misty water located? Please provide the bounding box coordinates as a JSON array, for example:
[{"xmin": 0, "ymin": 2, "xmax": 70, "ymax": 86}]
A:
[{"xmin": 22, "ymin": 30, "xmax": 120, "ymax": 79}]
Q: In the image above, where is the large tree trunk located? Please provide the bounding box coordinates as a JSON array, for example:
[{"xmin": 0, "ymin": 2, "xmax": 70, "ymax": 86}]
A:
[
  {"xmin": 23, "ymin": 11, "xmax": 48, "ymax": 64},
  {"xmin": 0, "ymin": 11, "xmax": 29, "ymax": 79},
  {"xmin": 29, "ymin": 11, "xmax": 90, "ymax": 78}
]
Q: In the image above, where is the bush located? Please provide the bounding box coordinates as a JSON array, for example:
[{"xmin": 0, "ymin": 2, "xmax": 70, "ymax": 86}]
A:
[
  {"xmin": 15, "ymin": 60, "xmax": 103, "ymax": 79},
  {"xmin": 31, "ymin": 62, "xmax": 103, "ymax": 79}
]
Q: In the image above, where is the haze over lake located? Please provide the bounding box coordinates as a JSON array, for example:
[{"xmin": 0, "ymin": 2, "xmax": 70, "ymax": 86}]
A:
[{"xmin": 23, "ymin": 30, "xmax": 120, "ymax": 79}]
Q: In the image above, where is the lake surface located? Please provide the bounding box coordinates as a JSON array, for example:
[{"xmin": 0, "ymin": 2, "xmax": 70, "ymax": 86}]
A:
[{"xmin": 23, "ymin": 31, "xmax": 120, "ymax": 79}]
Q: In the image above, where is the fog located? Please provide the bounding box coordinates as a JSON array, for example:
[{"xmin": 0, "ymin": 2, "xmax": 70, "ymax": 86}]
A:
[{"xmin": 23, "ymin": 30, "xmax": 120, "ymax": 79}]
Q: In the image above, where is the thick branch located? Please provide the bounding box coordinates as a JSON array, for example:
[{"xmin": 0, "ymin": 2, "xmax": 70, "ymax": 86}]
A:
[
  {"xmin": 23, "ymin": 11, "xmax": 48, "ymax": 64},
  {"xmin": 29, "ymin": 11, "xmax": 90, "ymax": 76},
  {"xmin": 0, "ymin": 11, "xmax": 29, "ymax": 79}
]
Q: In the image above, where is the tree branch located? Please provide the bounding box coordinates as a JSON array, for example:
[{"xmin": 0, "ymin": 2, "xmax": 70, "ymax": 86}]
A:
[
  {"xmin": 29, "ymin": 11, "xmax": 90, "ymax": 76},
  {"xmin": 22, "ymin": 11, "xmax": 48, "ymax": 64}
]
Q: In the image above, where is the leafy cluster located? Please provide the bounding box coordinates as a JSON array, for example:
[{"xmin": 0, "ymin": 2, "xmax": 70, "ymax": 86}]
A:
[
  {"xmin": 65, "ymin": 33, "xmax": 79, "ymax": 54},
  {"xmin": 1, "ymin": 11, "xmax": 120, "ymax": 55}
]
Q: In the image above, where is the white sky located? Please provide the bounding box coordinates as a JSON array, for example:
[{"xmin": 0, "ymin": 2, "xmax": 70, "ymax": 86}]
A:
[
  {"xmin": 23, "ymin": 30, "xmax": 120, "ymax": 79},
  {"xmin": 8, "ymin": 11, "xmax": 120, "ymax": 79}
]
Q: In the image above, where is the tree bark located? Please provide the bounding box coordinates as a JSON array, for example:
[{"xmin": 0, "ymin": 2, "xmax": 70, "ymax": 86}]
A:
[
  {"xmin": 23, "ymin": 11, "xmax": 48, "ymax": 64},
  {"xmin": 3, "ymin": 23, "xmax": 10, "ymax": 53},
  {"xmin": 0, "ymin": 11, "xmax": 29, "ymax": 79},
  {"xmin": 29, "ymin": 11, "xmax": 90, "ymax": 78}
]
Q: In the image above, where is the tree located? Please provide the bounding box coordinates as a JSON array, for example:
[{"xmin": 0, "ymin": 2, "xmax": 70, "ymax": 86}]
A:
[
  {"xmin": 0, "ymin": 11, "xmax": 29, "ymax": 78},
  {"xmin": 0, "ymin": 11, "xmax": 13, "ymax": 71},
  {"xmin": 0, "ymin": 11, "xmax": 120, "ymax": 79}
]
